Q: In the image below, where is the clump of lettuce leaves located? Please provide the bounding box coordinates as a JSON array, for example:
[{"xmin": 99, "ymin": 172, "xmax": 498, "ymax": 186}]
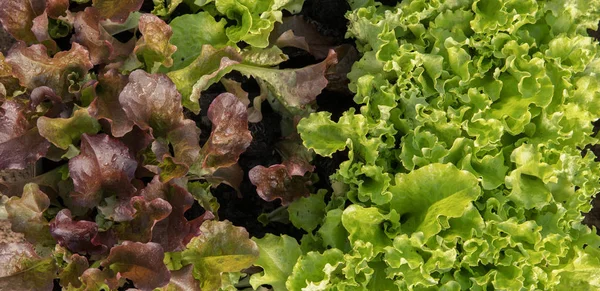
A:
[
  {"xmin": 282, "ymin": 0, "xmax": 600, "ymax": 290},
  {"xmin": 0, "ymin": 0, "xmax": 352, "ymax": 289}
]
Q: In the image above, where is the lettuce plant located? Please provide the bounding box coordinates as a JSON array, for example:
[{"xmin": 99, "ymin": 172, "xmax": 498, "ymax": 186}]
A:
[
  {"xmin": 281, "ymin": 0, "xmax": 600, "ymax": 289},
  {"xmin": 0, "ymin": 0, "xmax": 351, "ymax": 290}
]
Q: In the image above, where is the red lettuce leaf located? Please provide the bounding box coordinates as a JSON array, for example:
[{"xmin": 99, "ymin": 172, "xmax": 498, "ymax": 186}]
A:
[
  {"xmin": 135, "ymin": 13, "xmax": 177, "ymax": 69},
  {"xmin": 0, "ymin": 128, "xmax": 49, "ymax": 170},
  {"xmin": 141, "ymin": 176, "xmax": 214, "ymax": 252},
  {"xmin": 325, "ymin": 44, "xmax": 359, "ymax": 93},
  {"xmin": 119, "ymin": 70, "xmax": 184, "ymax": 137},
  {"xmin": 0, "ymin": 242, "xmax": 57, "ymax": 291},
  {"xmin": 0, "ymin": 99, "xmax": 50, "ymax": 170},
  {"xmin": 249, "ymin": 164, "xmax": 310, "ymax": 206},
  {"xmin": 0, "ymin": 99, "xmax": 29, "ymax": 142},
  {"xmin": 68, "ymin": 134, "xmax": 137, "ymax": 208},
  {"xmin": 31, "ymin": 12, "xmax": 58, "ymax": 54},
  {"xmin": 119, "ymin": 70, "xmax": 201, "ymax": 180},
  {"xmin": 205, "ymin": 163, "xmax": 245, "ymax": 193},
  {"xmin": 6, "ymin": 42, "xmax": 93, "ymax": 97},
  {"xmin": 195, "ymin": 92, "xmax": 252, "ymax": 173},
  {"xmin": 0, "ymin": 0, "xmax": 45, "ymax": 45},
  {"xmin": 97, "ymin": 194, "xmax": 137, "ymax": 222},
  {"xmin": 270, "ymin": 16, "xmax": 337, "ymax": 59},
  {"xmin": 102, "ymin": 241, "xmax": 170, "ymax": 291},
  {"xmin": 158, "ymin": 120, "xmax": 201, "ymax": 181},
  {"xmin": 157, "ymin": 264, "xmax": 200, "ymax": 291},
  {"xmin": 92, "ymin": 0, "xmax": 144, "ymax": 23},
  {"xmin": 72, "ymin": 7, "xmax": 135, "ymax": 65},
  {"xmin": 114, "ymin": 196, "xmax": 172, "ymax": 243},
  {"xmin": 89, "ymin": 69, "xmax": 135, "ymax": 137},
  {"xmin": 46, "ymin": 0, "xmax": 69, "ymax": 19},
  {"xmin": 49, "ymin": 209, "xmax": 108, "ymax": 255},
  {"xmin": 277, "ymin": 140, "xmax": 315, "ymax": 176}
]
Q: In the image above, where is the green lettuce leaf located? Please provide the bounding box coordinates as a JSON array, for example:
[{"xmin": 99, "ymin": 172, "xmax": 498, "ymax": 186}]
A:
[
  {"xmin": 0, "ymin": 242, "xmax": 57, "ymax": 291},
  {"xmin": 167, "ymin": 12, "xmax": 229, "ymax": 71},
  {"xmin": 250, "ymin": 234, "xmax": 302, "ymax": 291},
  {"xmin": 388, "ymin": 163, "xmax": 481, "ymax": 240},
  {"xmin": 180, "ymin": 220, "xmax": 259, "ymax": 291},
  {"xmin": 5, "ymin": 183, "xmax": 54, "ymax": 245},
  {"xmin": 37, "ymin": 106, "xmax": 101, "ymax": 150},
  {"xmin": 134, "ymin": 13, "xmax": 178, "ymax": 70}
]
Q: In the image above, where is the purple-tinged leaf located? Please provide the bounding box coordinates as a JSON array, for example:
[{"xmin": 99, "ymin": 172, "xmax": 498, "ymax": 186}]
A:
[
  {"xmin": 135, "ymin": 14, "xmax": 177, "ymax": 68},
  {"xmin": 49, "ymin": 209, "xmax": 107, "ymax": 255},
  {"xmin": 141, "ymin": 176, "xmax": 214, "ymax": 252},
  {"xmin": 181, "ymin": 220, "xmax": 259, "ymax": 291},
  {"xmin": 46, "ymin": 0, "xmax": 69, "ymax": 19},
  {"xmin": 0, "ymin": 128, "xmax": 49, "ymax": 170},
  {"xmin": 277, "ymin": 140, "xmax": 315, "ymax": 177},
  {"xmin": 114, "ymin": 196, "xmax": 171, "ymax": 243},
  {"xmin": 119, "ymin": 70, "xmax": 184, "ymax": 137},
  {"xmin": 0, "ymin": 100, "xmax": 50, "ymax": 170},
  {"xmin": 118, "ymin": 125, "xmax": 154, "ymax": 160},
  {"xmin": 58, "ymin": 253, "xmax": 88, "ymax": 289},
  {"xmin": 196, "ymin": 93, "xmax": 252, "ymax": 172},
  {"xmin": 119, "ymin": 70, "xmax": 201, "ymax": 180},
  {"xmin": 5, "ymin": 183, "xmax": 55, "ymax": 245},
  {"xmin": 159, "ymin": 120, "xmax": 200, "ymax": 182},
  {"xmin": 156, "ymin": 265, "xmax": 200, "ymax": 291},
  {"xmin": 270, "ymin": 16, "xmax": 337, "ymax": 59},
  {"xmin": 0, "ymin": 0, "xmax": 45, "ymax": 44},
  {"xmin": 29, "ymin": 86, "xmax": 62, "ymax": 111},
  {"xmin": 249, "ymin": 164, "xmax": 310, "ymax": 206},
  {"xmin": 31, "ymin": 12, "xmax": 58, "ymax": 54},
  {"xmin": 0, "ymin": 242, "xmax": 57, "ymax": 291},
  {"xmin": 68, "ymin": 134, "xmax": 137, "ymax": 208},
  {"xmin": 92, "ymin": 0, "xmax": 144, "ymax": 23},
  {"xmin": 0, "ymin": 127, "xmax": 49, "ymax": 170},
  {"xmin": 88, "ymin": 69, "xmax": 135, "ymax": 137},
  {"xmin": 0, "ymin": 100, "xmax": 28, "ymax": 142},
  {"xmin": 6, "ymin": 42, "xmax": 93, "ymax": 97},
  {"xmin": 204, "ymin": 163, "xmax": 244, "ymax": 194},
  {"xmin": 245, "ymin": 49, "xmax": 338, "ymax": 111},
  {"xmin": 72, "ymin": 7, "xmax": 135, "ymax": 65},
  {"xmin": 37, "ymin": 106, "xmax": 101, "ymax": 150},
  {"xmin": 102, "ymin": 241, "xmax": 170, "ymax": 291},
  {"xmin": 325, "ymin": 44, "xmax": 359, "ymax": 93},
  {"xmin": 180, "ymin": 47, "xmax": 338, "ymax": 116},
  {"xmin": 97, "ymin": 195, "xmax": 136, "ymax": 223}
]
